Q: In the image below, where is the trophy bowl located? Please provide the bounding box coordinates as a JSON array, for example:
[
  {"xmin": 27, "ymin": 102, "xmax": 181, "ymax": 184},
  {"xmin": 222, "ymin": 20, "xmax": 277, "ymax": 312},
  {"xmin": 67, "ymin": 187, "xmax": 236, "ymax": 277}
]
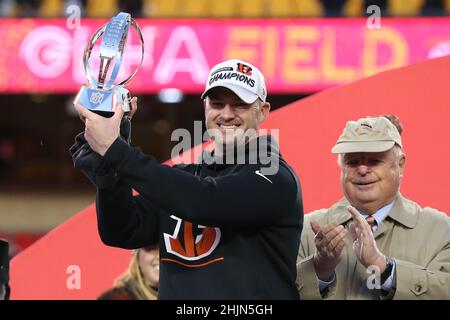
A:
[{"xmin": 74, "ymin": 12, "xmax": 144, "ymax": 117}]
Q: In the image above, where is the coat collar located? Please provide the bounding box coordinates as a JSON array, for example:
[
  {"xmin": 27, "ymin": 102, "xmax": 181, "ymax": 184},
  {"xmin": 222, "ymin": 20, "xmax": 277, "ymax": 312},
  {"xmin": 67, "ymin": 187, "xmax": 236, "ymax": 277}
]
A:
[
  {"xmin": 329, "ymin": 193, "xmax": 418, "ymax": 229},
  {"xmin": 386, "ymin": 193, "xmax": 418, "ymax": 228}
]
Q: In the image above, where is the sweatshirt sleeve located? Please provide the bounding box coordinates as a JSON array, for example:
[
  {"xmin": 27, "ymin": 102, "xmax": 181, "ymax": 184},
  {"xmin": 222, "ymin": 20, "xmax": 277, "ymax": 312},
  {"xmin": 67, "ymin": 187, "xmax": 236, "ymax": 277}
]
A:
[
  {"xmin": 96, "ymin": 180, "xmax": 160, "ymax": 249},
  {"xmin": 100, "ymin": 137, "xmax": 300, "ymax": 228}
]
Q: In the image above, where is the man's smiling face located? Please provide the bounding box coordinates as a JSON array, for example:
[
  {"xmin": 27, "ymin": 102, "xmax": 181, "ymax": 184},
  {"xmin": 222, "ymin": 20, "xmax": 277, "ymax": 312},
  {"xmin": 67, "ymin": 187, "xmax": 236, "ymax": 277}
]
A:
[
  {"xmin": 204, "ymin": 87, "xmax": 269, "ymax": 148},
  {"xmin": 340, "ymin": 147, "xmax": 405, "ymax": 213}
]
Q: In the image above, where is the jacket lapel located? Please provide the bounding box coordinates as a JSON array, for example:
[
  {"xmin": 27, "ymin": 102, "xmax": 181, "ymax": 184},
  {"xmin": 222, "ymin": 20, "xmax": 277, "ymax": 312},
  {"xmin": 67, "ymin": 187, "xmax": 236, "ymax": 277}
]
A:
[{"xmin": 386, "ymin": 194, "xmax": 418, "ymax": 229}]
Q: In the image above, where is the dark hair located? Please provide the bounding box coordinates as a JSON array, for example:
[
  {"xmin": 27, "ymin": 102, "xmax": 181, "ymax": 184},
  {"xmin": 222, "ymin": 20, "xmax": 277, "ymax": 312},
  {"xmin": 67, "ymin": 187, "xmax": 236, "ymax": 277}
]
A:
[{"xmin": 383, "ymin": 114, "xmax": 403, "ymax": 135}]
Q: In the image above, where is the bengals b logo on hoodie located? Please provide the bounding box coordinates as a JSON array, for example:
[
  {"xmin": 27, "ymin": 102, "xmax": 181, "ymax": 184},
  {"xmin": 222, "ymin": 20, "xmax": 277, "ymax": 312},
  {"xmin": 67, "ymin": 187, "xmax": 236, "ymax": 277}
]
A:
[{"xmin": 162, "ymin": 215, "xmax": 222, "ymax": 266}]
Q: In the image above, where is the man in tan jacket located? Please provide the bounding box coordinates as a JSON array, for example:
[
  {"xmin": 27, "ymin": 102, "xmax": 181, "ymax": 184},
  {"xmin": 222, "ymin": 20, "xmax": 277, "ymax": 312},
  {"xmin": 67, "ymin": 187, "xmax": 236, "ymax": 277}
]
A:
[{"xmin": 297, "ymin": 115, "xmax": 450, "ymax": 299}]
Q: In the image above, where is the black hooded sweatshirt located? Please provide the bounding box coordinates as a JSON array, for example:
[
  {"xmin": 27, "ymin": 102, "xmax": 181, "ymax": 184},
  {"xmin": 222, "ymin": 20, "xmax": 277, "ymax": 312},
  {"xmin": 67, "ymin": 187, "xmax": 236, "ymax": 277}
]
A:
[{"xmin": 74, "ymin": 131, "xmax": 303, "ymax": 300}]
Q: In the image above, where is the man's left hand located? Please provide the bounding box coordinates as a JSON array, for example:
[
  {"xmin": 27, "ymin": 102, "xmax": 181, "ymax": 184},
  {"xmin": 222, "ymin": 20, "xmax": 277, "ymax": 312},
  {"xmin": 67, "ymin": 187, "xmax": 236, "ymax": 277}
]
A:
[
  {"xmin": 74, "ymin": 102, "xmax": 124, "ymax": 156},
  {"xmin": 347, "ymin": 206, "xmax": 387, "ymax": 273}
]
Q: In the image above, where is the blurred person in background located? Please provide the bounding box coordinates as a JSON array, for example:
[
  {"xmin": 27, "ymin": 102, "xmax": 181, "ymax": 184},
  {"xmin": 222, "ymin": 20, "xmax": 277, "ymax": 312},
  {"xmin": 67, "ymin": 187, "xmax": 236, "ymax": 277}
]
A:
[
  {"xmin": 421, "ymin": 0, "xmax": 447, "ymax": 16},
  {"xmin": 365, "ymin": 0, "xmax": 387, "ymax": 11},
  {"xmin": 0, "ymin": 139, "xmax": 15, "ymax": 178},
  {"xmin": 0, "ymin": 0, "xmax": 15, "ymax": 16},
  {"xmin": 297, "ymin": 115, "xmax": 450, "ymax": 299},
  {"xmin": 98, "ymin": 245, "xmax": 159, "ymax": 300},
  {"xmin": 119, "ymin": 0, "xmax": 142, "ymax": 18},
  {"xmin": 0, "ymin": 239, "xmax": 10, "ymax": 300},
  {"xmin": 15, "ymin": 0, "xmax": 40, "ymax": 17},
  {"xmin": 319, "ymin": 0, "xmax": 347, "ymax": 17}
]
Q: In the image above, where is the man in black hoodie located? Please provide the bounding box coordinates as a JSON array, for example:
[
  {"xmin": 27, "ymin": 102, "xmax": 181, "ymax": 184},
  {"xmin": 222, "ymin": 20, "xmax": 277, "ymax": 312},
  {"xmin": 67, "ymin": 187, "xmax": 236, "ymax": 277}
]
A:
[{"xmin": 71, "ymin": 59, "xmax": 303, "ymax": 299}]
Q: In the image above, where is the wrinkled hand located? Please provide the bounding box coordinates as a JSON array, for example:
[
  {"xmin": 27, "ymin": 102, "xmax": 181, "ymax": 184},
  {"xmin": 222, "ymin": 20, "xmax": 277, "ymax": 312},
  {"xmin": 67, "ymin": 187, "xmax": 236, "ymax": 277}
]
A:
[
  {"xmin": 73, "ymin": 97, "xmax": 137, "ymax": 156},
  {"xmin": 311, "ymin": 220, "xmax": 347, "ymax": 281},
  {"xmin": 347, "ymin": 206, "xmax": 387, "ymax": 272}
]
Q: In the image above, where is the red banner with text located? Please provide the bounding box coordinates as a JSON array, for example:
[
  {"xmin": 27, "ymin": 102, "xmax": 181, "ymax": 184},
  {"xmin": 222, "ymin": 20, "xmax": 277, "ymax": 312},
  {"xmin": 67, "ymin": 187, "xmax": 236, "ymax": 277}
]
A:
[{"xmin": 0, "ymin": 18, "xmax": 449, "ymax": 94}]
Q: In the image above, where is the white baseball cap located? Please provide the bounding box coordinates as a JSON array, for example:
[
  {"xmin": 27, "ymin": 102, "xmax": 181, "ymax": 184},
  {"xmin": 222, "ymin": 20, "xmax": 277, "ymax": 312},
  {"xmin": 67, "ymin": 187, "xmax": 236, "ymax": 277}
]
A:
[{"xmin": 201, "ymin": 59, "xmax": 267, "ymax": 104}]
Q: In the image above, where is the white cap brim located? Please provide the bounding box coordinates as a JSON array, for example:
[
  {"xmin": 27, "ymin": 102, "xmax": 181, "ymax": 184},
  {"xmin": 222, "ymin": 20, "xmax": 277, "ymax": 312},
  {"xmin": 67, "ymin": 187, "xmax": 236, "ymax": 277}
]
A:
[
  {"xmin": 201, "ymin": 83, "xmax": 259, "ymax": 104},
  {"xmin": 331, "ymin": 141, "xmax": 395, "ymax": 154}
]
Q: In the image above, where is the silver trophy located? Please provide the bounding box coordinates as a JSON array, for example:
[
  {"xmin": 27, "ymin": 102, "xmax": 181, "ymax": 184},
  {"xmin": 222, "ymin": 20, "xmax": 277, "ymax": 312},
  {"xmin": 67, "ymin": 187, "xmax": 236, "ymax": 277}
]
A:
[{"xmin": 74, "ymin": 12, "xmax": 144, "ymax": 117}]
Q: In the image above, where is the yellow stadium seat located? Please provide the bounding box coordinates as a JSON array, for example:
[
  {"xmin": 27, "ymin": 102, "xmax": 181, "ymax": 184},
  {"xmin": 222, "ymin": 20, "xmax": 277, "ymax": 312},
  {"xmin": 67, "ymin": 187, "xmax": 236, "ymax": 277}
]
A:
[
  {"xmin": 86, "ymin": 0, "xmax": 119, "ymax": 18},
  {"xmin": 145, "ymin": 0, "xmax": 181, "ymax": 18},
  {"xmin": 388, "ymin": 0, "xmax": 424, "ymax": 16},
  {"xmin": 445, "ymin": 0, "xmax": 450, "ymax": 15},
  {"xmin": 182, "ymin": 0, "xmax": 209, "ymax": 18},
  {"xmin": 209, "ymin": 0, "xmax": 239, "ymax": 18},
  {"xmin": 295, "ymin": 0, "xmax": 324, "ymax": 17},
  {"xmin": 39, "ymin": 0, "xmax": 63, "ymax": 17},
  {"xmin": 343, "ymin": 0, "xmax": 363, "ymax": 17},
  {"xmin": 268, "ymin": 0, "xmax": 294, "ymax": 17},
  {"xmin": 240, "ymin": 0, "xmax": 266, "ymax": 18}
]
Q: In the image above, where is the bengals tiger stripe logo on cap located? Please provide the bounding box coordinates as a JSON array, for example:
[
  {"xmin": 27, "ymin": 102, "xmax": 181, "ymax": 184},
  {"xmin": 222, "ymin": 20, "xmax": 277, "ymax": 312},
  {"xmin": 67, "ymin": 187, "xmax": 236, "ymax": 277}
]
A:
[{"xmin": 236, "ymin": 63, "xmax": 253, "ymax": 76}]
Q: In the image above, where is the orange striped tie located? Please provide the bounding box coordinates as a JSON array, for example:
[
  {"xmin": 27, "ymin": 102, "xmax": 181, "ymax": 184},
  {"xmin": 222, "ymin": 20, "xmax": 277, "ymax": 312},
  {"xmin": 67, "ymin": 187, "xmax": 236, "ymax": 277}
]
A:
[{"xmin": 366, "ymin": 216, "xmax": 377, "ymax": 232}]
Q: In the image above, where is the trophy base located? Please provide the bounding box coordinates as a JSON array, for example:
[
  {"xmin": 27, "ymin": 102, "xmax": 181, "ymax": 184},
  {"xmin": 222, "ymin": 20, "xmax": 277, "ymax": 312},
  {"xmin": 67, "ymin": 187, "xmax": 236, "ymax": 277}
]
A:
[{"xmin": 74, "ymin": 84, "xmax": 131, "ymax": 117}]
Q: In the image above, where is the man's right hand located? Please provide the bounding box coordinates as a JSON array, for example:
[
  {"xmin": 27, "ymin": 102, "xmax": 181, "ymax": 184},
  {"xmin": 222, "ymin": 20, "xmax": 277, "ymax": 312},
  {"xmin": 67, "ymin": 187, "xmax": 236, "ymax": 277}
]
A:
[{"xmin": 311, "ymin": 220, "xmax": 347, "ymax": 281}]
